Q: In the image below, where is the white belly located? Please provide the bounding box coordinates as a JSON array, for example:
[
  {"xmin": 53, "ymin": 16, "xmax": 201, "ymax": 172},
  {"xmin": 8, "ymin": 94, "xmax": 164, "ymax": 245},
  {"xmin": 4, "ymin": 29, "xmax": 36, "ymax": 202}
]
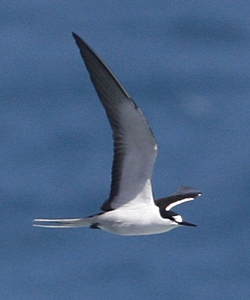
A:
[{"xmin": 94, "ymin": 206, "xmax": 179, "ymax": 236}]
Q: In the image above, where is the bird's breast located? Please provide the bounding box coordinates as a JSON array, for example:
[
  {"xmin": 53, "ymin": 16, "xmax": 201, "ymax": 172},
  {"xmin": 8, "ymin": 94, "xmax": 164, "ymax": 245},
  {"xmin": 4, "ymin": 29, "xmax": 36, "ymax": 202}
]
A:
[{"xmin": 95, "ymin": 206, "xmax": 179, "ymax": 236}]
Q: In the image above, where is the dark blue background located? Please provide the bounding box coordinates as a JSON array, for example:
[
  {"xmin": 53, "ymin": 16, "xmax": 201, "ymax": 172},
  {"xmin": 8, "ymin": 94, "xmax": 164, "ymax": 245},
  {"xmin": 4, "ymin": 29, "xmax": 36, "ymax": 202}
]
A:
[{"xmin": 1, "ymin": 1, "xmax": 250, "ymax": 299}]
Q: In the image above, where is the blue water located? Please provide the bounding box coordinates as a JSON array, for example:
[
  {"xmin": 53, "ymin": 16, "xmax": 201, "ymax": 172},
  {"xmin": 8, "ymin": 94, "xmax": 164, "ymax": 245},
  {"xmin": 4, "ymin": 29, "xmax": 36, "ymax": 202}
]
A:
[{"xmin": 1, "ymin": 1, "xmax": 250, "ymax": 299}]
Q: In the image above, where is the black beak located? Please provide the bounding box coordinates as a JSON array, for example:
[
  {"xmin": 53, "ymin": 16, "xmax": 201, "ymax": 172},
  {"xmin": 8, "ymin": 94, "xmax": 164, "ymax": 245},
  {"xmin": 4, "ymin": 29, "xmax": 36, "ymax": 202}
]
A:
[{"xmin": 179, "ymin": 221, "xmax": 197, "ymax": 227}]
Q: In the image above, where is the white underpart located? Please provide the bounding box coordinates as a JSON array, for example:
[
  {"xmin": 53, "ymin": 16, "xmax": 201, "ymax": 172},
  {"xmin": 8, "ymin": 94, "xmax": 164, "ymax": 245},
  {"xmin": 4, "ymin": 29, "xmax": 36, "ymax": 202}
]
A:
[
  {"xmin": 95, "ymin": 205, "xmax": 179, "ymax": 236},
  {"xmin": 33, "ymin": 206, "xmax": 180, "ymax": 235},
  {"xmin": 33, "ymin": 34, "xmax": 200, "ymax": 236}
]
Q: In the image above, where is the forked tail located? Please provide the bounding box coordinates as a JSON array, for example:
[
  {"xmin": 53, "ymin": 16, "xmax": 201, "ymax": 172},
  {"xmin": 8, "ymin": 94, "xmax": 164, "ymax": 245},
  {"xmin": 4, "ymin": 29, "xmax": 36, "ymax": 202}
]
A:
[{"xmin": 33, "ymin": 218, "xmax": 92, "ymax": 228}]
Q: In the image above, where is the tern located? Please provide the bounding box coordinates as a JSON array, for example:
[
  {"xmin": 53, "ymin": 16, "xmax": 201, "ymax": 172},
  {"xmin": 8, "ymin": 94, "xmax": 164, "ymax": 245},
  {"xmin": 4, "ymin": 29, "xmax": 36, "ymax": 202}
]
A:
[{"xmin": 33, "ymin": 33, "xmax": 201, "ymax": 235}]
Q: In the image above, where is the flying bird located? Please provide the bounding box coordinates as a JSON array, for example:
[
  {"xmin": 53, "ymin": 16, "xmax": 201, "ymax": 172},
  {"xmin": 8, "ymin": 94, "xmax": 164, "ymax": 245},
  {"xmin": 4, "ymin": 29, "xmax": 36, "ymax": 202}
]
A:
[{"xmin": 33, "ymin": 33, "xmax": 201, "ymax": 235}]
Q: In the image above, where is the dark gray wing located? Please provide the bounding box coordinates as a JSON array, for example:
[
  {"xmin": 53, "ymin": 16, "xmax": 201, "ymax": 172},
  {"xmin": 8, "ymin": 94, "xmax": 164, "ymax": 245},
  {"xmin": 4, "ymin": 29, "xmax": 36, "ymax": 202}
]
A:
[
  {"xmin": 155, "ymin": 186, "xmax": 201, "ymax": 211},
  {"xmin": 72, "ymin": 33, "xmax": 157, "ymax": 211}
]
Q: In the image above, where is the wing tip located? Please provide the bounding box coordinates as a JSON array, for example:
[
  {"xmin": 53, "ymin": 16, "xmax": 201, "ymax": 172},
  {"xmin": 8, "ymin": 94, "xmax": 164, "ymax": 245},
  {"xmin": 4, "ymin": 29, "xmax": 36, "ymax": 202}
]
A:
[{"xmin": 72, "ymin": 31, "xmax": 80, "ymax": 41}]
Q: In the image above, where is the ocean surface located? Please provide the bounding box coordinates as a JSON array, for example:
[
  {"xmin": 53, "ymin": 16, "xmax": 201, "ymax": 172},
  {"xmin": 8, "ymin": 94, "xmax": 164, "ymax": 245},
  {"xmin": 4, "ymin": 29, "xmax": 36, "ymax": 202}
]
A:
[{"xmin": 1, "ymin": 1, "xmax": 250, "ymax": 299}]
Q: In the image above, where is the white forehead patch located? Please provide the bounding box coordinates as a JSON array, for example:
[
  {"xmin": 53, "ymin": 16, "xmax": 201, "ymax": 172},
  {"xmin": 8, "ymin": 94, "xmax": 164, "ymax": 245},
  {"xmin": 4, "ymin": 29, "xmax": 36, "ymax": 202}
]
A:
[
  {"xmin": 166, "ymin": 197, "xmax": 195, "ymax": 211},
  {"xmin": 172, "ymin": 215, "xmax": 183, "ymax": 223}
]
